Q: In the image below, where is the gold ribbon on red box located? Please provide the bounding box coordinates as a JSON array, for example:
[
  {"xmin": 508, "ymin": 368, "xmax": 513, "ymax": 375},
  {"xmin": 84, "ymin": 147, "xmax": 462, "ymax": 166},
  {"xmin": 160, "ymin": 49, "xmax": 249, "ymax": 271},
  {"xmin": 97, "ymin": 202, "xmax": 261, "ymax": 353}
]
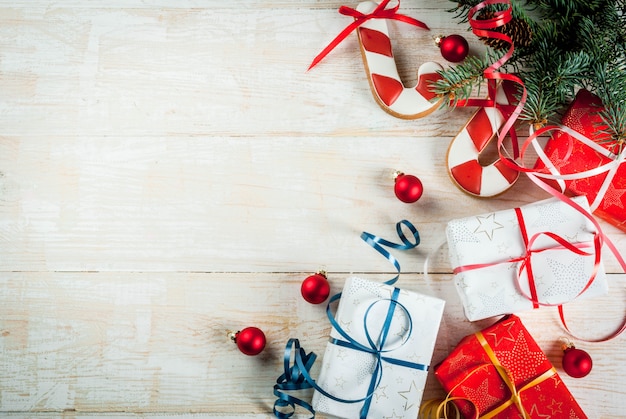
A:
[{"xmin": 426, "ymin": 315, "xmax": 587, "ymax": 419}]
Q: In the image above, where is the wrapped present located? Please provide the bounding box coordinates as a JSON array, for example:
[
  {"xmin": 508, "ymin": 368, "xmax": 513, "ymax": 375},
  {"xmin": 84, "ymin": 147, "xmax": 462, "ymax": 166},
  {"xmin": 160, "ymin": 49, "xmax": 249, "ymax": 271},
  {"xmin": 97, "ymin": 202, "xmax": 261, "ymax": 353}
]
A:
[
  {"xmin": 311, "ymin": 276, "xmax": 445, "ymax": 419},
  {"xmin": 446, "ymin": 196, "xmax": 608, "ymax": 321},
  {"xmin": 433, "ymin": 314, "xmax": 588, "ymax": 418},
  {"xmin": 533, "ymin": 89, "xmax": 626, "ymax": 232}
]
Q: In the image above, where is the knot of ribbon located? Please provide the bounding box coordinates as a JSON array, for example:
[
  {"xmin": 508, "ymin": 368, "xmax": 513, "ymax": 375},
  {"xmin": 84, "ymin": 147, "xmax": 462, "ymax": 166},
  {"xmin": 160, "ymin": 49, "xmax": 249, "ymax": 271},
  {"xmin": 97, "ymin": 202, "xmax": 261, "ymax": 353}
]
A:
[
  {"xmin": 327, "ymin": 287, "xmax": 426, "ymax": 418},
  {"xmin": 308, "ymin": 0, "xmax": 429, "ymax": 70},
  {"xmin": 274, "ymin": 289, "xmax": 426, "ymax": 419},
  {"xmin": 474, "ymin": 331, "xmax": 557, "ymax": 419},
  {"xmin": 453, "ymin": 205, "xmax": 601, "ymax": 310},
  {"xmin": 273, "ymin": 220, "xmax": 422, "ymax": 418},
  {"xmin": 419, "ymin": 330, "xmax": 557, "ymax": 419}
]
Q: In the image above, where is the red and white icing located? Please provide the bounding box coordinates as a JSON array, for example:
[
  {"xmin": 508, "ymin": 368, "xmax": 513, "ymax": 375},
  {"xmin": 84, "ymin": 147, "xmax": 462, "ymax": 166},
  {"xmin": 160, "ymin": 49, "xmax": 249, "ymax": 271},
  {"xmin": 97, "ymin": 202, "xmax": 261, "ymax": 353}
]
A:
[
  {"xmin": 447, "ymin": 80, "xmax": 520, "ymax": 197},
  {"xmin": 356, "ymin": 1, "xmax": 443, "ymax": 119}
]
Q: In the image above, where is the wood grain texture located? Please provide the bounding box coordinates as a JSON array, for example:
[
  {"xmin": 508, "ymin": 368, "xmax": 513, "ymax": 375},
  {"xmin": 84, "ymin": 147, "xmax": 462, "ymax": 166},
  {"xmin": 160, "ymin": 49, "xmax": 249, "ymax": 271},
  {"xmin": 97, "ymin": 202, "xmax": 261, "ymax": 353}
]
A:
[
  {"xmin": 0, "ymin": 6, "xmax": 478, "ymax": 138},
  {"xmin": 1, "ymin": 1, "xmax": 625, "ymax": 418}
]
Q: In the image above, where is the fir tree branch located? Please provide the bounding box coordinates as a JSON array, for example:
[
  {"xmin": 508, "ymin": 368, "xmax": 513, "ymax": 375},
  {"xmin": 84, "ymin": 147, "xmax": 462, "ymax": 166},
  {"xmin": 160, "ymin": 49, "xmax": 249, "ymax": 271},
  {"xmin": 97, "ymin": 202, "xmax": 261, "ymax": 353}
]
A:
[{"xmin": 430, "ymin": 54, "xmax": 492, "ymax": 107}]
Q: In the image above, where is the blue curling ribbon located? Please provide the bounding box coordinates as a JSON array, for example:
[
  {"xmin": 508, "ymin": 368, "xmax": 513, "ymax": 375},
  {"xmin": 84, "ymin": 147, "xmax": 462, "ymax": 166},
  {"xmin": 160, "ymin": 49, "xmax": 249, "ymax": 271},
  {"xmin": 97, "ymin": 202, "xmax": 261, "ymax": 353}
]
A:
[
  {"xmin": 273, "ymin": 339, "xmax": 317, "ymax": 419},
  {"xmin": 359, "ymin": 219, "xmax": 421, "ymax": 287},
  {"xmin": 273, "ymin": 220, "xmax": 423, "ymax": 419}
]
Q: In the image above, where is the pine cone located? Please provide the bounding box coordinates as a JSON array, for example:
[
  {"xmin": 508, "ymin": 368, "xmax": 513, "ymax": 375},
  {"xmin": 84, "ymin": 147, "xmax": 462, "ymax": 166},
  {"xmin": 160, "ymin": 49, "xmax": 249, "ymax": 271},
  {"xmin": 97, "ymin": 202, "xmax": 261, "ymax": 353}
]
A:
[{"xmin": 477, "ymin": 10, "xmax": 533, "ymax": 50}]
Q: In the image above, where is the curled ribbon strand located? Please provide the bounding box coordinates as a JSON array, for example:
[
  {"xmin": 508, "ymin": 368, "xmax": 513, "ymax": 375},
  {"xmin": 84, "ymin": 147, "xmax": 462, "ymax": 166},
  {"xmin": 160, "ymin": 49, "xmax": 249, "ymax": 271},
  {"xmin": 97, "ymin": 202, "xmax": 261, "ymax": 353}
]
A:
[
  {"xmin": 308, "ymin": 0, "xmax": 429, "ymax": 70},
  {"xmin": 466, "ymin": 0, "xmax": 626, "ymax": 341},
  {"xmin": 359, "ymin": 219, "xmax": 421, "ymax": 287},
  {"xmin": 273, "ymin": 339, "xmax": 317, "ymax": 419}
]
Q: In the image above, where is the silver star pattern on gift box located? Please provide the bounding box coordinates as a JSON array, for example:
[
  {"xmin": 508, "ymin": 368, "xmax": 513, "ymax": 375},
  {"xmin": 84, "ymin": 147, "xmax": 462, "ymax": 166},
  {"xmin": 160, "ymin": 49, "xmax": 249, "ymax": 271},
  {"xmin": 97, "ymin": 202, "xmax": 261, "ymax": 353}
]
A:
[{"xmin": 445, "ymin": 197, "xmax": 609, "ymax": 321}]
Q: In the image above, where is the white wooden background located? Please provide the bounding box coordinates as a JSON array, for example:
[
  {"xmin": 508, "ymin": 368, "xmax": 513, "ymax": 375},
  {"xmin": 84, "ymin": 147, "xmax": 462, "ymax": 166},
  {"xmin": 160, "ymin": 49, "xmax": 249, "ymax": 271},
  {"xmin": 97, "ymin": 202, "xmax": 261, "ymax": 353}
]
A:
[{"xmin": 1, "ymin": 1, "xmax": 625, "ymax": 418}]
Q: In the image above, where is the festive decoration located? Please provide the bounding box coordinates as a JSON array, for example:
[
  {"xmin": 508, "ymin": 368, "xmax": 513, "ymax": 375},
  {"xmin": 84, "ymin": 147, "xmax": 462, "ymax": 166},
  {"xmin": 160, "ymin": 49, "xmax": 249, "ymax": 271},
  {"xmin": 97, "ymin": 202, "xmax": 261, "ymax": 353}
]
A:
[
  {"xmin": 431, "ymin": 315, "xmax": 588, "ymax": 418},
  {"xmin": 446, "ymin": 79, "xmax": 520, "ymax": 197},
  {"xmin": 445, "ymin": 196, "xmax": 608, "ymax": 322},
  {"xmin": 436, "ymin": 34, "xmax": 469, "ymax": 62},
  {"xmin": 311, "ymin": 277, "xmax": 445, "ymax": 419},
  {"xmin": 393, "ymin": 171, "xmax": 423, "ymax": 203},
  {"xmin": 301, "ymin": 271, "xmax": 330, "ymax": 304},
  {"xmin": 229, "ymin": 327, "xmax": 266, "ymax": 356},
  {"xmin": 561, "ymin": 339, "xmax": 593, "ymax": 378},
  {"xmin": 435, "ymin": 0, "xmax": 626, "ymax": 145},
  {"xmin": 308, "ymin": 0, "xmax": 444, "ymax": 119},
  {"xmin": 533, "ymin": 89, "xmax": 626, "ymax": 233}
]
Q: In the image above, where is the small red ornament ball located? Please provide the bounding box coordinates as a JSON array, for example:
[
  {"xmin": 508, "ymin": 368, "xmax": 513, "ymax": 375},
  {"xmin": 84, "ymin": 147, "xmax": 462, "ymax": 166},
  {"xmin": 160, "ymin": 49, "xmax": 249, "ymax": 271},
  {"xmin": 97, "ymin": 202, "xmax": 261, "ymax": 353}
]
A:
[
  {"xmin": 235, "ymin": 327, "xmax": 266, "ymax": 356},
  {"xmin": 438, "ymin": 34, "xmax": 469, "ymax": 63},
  {"xmin": 562, "ymin": 347, "xmax": 592, "ymax": 378},
  {"xmin": 301, "ymin": 272, "xmax": 330, "ymax": 304},
  {"xmin": 394, "ymin": 173, "xmax": 423, "ymax": 203}
]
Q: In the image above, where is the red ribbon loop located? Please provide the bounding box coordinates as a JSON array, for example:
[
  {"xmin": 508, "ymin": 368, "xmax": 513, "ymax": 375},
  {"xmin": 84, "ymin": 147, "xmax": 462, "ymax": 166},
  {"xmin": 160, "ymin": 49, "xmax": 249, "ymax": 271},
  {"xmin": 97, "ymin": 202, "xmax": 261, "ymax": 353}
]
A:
[{"xmin": 308, "ymin": 0, "xmax": 429, "ymax": 70}]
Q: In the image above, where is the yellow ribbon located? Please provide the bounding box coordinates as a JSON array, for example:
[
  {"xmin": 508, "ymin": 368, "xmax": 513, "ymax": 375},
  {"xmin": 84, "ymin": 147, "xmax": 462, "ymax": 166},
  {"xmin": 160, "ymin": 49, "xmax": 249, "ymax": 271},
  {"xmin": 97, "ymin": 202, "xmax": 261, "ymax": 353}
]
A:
[
  {"xmin": 419, "ymin": 331, "xmax": 556, "ymax": 419},
  {"xmin": 475, "ymin": 331, "xmax": 556, "ymax": 418}
]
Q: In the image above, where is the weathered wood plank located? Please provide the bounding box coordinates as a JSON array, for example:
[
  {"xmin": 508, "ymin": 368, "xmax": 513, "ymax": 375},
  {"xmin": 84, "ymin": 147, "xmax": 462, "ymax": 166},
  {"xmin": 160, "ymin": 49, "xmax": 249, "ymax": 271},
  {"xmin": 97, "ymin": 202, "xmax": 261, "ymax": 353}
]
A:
[
  {"xmin": 0, "ymin": 273, "xmax": 624, "ymax": 416},
  {"xmin": 0, "ymin": 6, "xmax": 485, "ymax": 138},
  {"xmin": 7, "ymin": 136, "xmax": 619, "ymax": 273},
  {"xmin": 2, "ymin": 136, "xmax": 624, "ymax": 272}
]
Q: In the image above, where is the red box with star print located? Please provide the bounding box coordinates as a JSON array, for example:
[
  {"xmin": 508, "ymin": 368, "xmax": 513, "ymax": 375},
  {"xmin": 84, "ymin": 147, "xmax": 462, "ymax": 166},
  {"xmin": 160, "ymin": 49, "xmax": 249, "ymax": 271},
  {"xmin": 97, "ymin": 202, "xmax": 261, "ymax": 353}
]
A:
[
  {"xmin": 533, "ymin": 89, "xmax": 626, "ymax": 232},
  {"xmin": 433, "ymin": 315, "xmax": 587, "ymax": 418}
]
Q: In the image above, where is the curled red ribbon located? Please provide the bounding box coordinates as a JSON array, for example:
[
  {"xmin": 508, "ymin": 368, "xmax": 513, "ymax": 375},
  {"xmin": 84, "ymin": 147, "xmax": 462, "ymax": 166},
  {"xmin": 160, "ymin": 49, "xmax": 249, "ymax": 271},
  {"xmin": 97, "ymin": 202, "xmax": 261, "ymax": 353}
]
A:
[{"xmin": 308, "ymin": 0, "xmax": 429, "ymax": 70}]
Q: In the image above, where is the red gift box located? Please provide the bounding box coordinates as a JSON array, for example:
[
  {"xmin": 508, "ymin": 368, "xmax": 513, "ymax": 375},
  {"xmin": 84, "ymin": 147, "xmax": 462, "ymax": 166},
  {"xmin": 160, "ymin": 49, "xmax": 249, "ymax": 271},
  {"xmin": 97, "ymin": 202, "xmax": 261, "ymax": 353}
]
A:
[
  {"xmin": 433, "ymin": 315, "xmax": 587, "ymax": 418},
  {"xmin": 534, "ymin": 89, "xmax": 626, "ymax": 232}
]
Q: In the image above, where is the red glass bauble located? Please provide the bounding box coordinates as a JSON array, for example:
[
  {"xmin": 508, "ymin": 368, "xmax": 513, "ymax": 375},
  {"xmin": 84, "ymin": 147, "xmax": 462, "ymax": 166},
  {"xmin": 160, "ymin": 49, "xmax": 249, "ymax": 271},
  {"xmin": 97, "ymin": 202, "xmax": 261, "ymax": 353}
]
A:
[
  {"xmin": 562, "ymin": 347, "xmax": 592, "ymax": 378},
  {"xmin": 438, "ymin": 34, "xmax": 469, "ymax": 63},
  {"xmin": 301, "ymin": 272, "xmax": 330, "ymax": 304},
  {"xmin": 394, "ymin": 173, "xmax": 423, "ymax": 203},
  {"xmin": 235, "ymin": 327, "xmax": 266, "ymax": 356}
]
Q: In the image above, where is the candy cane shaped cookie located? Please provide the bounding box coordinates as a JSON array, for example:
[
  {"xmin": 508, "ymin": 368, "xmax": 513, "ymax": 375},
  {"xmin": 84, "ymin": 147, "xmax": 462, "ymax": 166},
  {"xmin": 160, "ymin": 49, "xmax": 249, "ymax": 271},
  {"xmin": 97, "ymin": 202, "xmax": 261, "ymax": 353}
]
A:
[
  {"xmin": 446, "ymin": 80, "xmax": 520, "ymax": 197},
  {"xmin": 355, "ymin": 1, "xmax": 444, "ymax": 119}
]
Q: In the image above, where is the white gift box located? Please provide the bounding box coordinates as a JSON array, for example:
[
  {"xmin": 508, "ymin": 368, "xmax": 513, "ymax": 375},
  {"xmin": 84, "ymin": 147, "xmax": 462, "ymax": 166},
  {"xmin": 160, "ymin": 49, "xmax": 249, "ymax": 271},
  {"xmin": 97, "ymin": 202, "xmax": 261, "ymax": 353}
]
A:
[
  {"xmin": 311, "ymin": 277, "xmax": 445, "ymax": 419},
  {"xmin": 446, "ymin": 196, "xmax": 609, "ymax": 321}
]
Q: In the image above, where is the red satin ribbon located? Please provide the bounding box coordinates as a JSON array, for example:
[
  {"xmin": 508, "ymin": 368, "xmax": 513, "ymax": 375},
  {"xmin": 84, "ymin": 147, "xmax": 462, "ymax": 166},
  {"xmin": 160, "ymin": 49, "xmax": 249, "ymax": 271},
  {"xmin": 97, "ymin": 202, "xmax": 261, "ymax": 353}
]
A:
[
  {"xmin": 514, "ymin": 207, "xmax": 539, "ymax": 309},
  {"xmin": 308, "ymin": 0, "xmax": 429, "ymax": 70},
  {"xmin": 467, "ymin": 0, "xmax": 626, "ymax": 341},
  {"xmin": 453, "ymin": 2, "xmax": 521, "ymax": 159},
  {"xmin": 453, "ymin": 206, "xmax": 600, "ymax": 309}
]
